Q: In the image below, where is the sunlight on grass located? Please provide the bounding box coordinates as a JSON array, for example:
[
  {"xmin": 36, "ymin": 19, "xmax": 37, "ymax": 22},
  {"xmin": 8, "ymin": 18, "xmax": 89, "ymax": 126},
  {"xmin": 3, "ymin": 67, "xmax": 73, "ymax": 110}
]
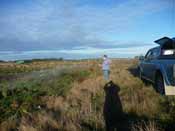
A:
[{"xmin": 0, "ymin": 59, "xmax": 175, "ymax": 131}]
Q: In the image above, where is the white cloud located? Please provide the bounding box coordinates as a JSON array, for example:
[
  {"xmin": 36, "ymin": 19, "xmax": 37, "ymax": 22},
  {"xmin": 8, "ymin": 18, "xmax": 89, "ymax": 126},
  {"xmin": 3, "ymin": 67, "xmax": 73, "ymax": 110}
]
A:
[
  {"xmin": 59, "ymin": 45, "xmax": 154, "ymax": 55},
  {"xmin": 0, "ymin": 44, "xmax": 155, "ymax": 61},
  {"xmin": 0, "ymin": 0, "xmax": 169, "ymax": 41},
  {"xmin": 0, "ymin": 0, "xmax": 171, "ymax": 58}
]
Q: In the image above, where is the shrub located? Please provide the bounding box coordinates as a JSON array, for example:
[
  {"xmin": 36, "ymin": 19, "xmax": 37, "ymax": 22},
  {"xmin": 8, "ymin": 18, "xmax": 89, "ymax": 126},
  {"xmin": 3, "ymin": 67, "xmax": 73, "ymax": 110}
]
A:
[{"xmin": 0, "ymin": 69, "xmax": 91, "ymax": 122}]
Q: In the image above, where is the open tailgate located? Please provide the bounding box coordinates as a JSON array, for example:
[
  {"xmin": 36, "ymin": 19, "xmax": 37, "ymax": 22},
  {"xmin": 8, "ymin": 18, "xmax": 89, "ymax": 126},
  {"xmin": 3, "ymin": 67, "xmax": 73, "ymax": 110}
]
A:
[{"xmin": 154, "ymin": 37, "xmax": 173, "ymax": 46}]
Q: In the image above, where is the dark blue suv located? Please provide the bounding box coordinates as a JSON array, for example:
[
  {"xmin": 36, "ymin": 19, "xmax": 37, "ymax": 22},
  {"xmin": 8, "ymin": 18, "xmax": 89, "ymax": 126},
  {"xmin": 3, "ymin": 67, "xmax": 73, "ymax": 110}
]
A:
[{"xmin": 139, "ymin": 37, "xmax": 175, "ymax": 95}]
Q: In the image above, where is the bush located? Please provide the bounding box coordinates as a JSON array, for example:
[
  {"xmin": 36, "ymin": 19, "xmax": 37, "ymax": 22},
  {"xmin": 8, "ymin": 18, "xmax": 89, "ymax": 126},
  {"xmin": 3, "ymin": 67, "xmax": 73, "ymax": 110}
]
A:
[{"xmin": 0, "ymin": 69, "xmax": 91, "ymax": 122}]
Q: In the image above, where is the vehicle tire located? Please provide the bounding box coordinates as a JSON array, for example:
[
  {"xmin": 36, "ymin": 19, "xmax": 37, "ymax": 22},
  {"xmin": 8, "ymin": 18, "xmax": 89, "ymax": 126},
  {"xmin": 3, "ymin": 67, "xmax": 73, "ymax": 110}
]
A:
[{"xmin": 155, "ymin": 73, "xmax": 165, "ymax": 95}]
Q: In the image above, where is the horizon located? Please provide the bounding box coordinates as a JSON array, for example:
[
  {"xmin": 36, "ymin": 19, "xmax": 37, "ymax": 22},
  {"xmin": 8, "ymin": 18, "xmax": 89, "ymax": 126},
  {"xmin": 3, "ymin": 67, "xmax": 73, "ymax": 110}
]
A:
[
  {"xmin": 0, "ymin": 0, "xmax": 174, "ymax": 60},
  {"xmin": 0, "ymin": 57, "xmax": 134, "ymax": 62}
]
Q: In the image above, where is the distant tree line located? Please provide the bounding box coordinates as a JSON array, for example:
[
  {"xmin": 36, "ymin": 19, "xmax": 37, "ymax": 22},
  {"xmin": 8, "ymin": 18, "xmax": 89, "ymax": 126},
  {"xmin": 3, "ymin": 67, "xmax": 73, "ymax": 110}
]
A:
[{"xmin": 19, "ymin": 58, "xmax": 64, "ymax": 63}]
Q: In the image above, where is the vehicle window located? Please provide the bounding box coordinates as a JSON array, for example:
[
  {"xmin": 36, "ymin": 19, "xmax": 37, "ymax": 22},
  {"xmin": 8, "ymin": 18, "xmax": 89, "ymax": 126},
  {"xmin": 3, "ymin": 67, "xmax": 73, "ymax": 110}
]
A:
[
  {"xmin": 161, "ymin": 39, "xmax": 175, "ymax": 56},
  {"xmin": 152, "ymin": 48, "xmax": 160, "ymax": 58},
  {"xmin": 145, "ymin": 48, "xmax": 160, "ymax": 60},
  {"xmin": 161, "ymin": 43, "xmax": 175, "ymax": 56},
  {"xmin": 145, "ymin": 50, "xmax": 153, "ymax": 59},
  {"xmin": 162, "ymin": 49, "xmax": 175, "ymax": 56}
]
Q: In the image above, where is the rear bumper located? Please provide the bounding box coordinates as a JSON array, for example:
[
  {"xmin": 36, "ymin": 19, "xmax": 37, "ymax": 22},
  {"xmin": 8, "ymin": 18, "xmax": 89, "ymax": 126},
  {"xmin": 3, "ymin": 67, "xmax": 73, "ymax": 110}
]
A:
[{"xmin": 165, "ymin": 86, "xmax": 175, "ymax": 95}]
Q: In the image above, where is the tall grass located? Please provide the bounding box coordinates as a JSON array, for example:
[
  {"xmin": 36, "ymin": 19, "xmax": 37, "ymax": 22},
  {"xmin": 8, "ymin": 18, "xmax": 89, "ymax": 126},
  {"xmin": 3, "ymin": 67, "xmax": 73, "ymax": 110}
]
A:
[
  {"xmin": 1, "ymin": 59, "xmax": 175, "ymax": 131},
  {"xmin": 132, "ymin": 121, "xmax": 162, "ymax": 131},
  {"xmin": 0, "ymin": 66, "xmax": 91, "ymax": 123}
]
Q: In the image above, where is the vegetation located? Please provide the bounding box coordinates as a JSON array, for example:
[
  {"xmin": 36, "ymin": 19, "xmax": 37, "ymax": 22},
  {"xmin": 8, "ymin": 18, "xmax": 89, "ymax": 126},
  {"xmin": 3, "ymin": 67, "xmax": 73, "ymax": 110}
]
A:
[
  {"xmin": 0, "ymin": 68, "xmax": 91, "ymax": 122},
  {"xmin": 0, "ymin": 59, "xmax": 175, "ymax": 131}
]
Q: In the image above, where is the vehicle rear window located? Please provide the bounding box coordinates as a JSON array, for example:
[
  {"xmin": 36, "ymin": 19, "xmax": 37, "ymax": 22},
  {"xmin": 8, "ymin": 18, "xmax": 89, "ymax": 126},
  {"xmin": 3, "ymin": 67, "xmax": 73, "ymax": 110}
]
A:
[
  {"xmin": 161, "ymin": 40, "xmax": 175, "ymax": 57},
  {"xmin": 160, "ymin": 49, "xmax": 175, "ymax": 59},
  {"xmin": 162, "ymin": 49, "xmax": 175, "ymax": 56}
]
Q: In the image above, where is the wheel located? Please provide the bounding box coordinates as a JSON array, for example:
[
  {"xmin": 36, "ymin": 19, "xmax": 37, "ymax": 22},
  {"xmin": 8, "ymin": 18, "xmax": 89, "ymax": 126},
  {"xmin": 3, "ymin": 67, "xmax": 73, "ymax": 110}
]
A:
[{"xmin": 155, "ymin": 73, "xmax": 165, "ymax": 95}]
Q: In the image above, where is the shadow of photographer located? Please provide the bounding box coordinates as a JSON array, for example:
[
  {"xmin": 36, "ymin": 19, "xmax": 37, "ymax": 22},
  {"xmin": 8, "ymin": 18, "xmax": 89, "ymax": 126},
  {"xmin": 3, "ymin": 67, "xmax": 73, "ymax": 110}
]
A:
[{"xmin": 103, "ymin": 81, "xmax": 130, "ymax": 131}]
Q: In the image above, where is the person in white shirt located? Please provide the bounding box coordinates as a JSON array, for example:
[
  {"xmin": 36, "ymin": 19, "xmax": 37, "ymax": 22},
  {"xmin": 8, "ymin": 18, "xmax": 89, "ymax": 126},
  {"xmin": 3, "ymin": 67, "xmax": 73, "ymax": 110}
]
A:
[{"xmin": 102, "ymin": 55, "xmax": 111, "ymax": 81}]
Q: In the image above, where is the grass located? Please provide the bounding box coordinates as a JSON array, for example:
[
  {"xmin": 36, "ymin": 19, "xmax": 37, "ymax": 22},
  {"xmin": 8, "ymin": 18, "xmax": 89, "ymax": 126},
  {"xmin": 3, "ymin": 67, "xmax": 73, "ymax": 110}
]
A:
[
  {"xmin": 0, "ymin": 65, "xmax": 91, "ymax": 123},
  {"xmin": 0, "ymin": 59, "xmax": 175, "ymax": 131},
  {"xmin": 132, "ymin": 121, "xmax": 162, "ymax": 131}
]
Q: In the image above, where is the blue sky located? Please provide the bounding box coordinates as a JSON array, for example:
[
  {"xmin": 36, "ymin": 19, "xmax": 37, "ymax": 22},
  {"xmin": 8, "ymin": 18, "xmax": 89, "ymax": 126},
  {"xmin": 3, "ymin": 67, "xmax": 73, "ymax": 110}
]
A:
[{"xmin": 0, "ymin": 0, "xmax": 174, "ymax": 60}]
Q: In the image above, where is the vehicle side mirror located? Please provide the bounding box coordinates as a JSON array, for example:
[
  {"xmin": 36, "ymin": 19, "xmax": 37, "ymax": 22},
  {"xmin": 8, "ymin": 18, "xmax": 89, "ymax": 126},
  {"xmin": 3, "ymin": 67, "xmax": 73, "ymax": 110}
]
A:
[{"xmin": 139, "ymin": 56, "xmax": 145, "ymax": 61}]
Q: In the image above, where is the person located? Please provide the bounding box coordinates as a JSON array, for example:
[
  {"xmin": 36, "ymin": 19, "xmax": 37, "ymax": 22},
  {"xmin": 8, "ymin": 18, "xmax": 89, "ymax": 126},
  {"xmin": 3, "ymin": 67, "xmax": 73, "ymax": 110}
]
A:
[{"xmin": 102, "ymin": 55, "xmax": 111, "ymax": 81}]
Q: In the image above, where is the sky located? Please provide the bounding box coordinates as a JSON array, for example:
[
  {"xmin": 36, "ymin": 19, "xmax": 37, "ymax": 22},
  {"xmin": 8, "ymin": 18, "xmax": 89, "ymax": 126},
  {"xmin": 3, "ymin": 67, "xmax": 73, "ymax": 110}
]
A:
[{"xmin": 0, "ymin": 0, "xmax": 174, "ymax": 60}]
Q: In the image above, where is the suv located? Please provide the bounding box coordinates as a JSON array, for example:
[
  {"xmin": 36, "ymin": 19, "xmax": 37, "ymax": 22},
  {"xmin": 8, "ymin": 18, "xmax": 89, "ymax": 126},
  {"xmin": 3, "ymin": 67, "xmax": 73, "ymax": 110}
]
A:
[{"xmin": 139, "ymin": 37, "xmax": 175, "ymax": 95}]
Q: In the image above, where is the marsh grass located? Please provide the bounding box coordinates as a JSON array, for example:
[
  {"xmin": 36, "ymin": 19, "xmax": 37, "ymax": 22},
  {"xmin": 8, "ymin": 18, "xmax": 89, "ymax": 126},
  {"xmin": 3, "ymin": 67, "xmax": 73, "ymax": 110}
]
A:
[
  {"xmin": 132, "ymin": 121, "xmax": 162, "ymax": 131},
  {"xmin": 0, "ymin": 64, "xmax": 91, "ymax": 124},
  {"xmin": 0, "ymin": 59, "xmax": 175, "ymax": 131}
]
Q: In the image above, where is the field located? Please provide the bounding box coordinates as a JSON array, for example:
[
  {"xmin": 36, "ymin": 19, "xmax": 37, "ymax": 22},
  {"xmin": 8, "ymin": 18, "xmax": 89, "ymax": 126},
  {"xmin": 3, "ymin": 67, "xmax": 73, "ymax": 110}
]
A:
[{"xmin": 0, "ymin": 59, "xmax": 175, "ymax": 131}]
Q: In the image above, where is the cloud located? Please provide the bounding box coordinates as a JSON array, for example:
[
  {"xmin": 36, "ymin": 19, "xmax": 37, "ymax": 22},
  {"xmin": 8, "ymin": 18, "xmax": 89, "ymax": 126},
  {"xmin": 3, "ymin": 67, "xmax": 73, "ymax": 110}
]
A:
[
  {"xmin": 58, "ymin": 45, "xmax": 154, "ymax": 55},
  {"xmin": 0, "ymin": 0, "xmax": 171, "ymax": 59},
  {"xmin": 0, "ymin": 44, "xmax": 154, "ymax": 61}
]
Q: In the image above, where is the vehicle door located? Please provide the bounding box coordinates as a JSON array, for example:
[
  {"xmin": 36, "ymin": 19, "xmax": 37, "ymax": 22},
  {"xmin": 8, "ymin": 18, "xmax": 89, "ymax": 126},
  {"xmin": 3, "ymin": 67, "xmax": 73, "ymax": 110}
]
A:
[
  {"xmin": 142, "ymin": 50, "xmax": 153, "ymax": 79},
  {"xmin": 149, "ymin": 48, "xmax": 160, "ymax": 80},
  {"xmin": 142, "ymin": 48, "xmax": 159, "ymax": 80}
]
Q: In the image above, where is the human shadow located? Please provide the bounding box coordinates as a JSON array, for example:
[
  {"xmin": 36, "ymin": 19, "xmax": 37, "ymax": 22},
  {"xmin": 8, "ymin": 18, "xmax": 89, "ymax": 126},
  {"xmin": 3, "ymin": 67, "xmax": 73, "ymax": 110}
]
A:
[
  {"xmin": 103, "ymin": 81, "xmax": 175, "ymax": 131},
  {"xmin": 103, "ymin": 81, "xmax": 130, "ymax": 131}
]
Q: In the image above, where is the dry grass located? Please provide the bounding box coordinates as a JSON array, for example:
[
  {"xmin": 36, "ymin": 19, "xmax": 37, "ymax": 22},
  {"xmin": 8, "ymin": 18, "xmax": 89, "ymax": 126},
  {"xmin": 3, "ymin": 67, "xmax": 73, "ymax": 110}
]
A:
[
  {"xmin": 132, "ymin": 121, "xmax": 162, "ymax": 131},
  {"xmin": 0, "ymin": 59, "xmax": 174, "ymax": 131}
]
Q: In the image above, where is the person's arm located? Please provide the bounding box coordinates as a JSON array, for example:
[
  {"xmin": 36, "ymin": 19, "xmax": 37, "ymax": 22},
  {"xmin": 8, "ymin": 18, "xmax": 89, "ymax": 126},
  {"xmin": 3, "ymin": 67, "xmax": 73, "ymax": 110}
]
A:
[
  {"xmin": 98, "ymin": 63, "xmax": 102, "ymax": 67},
  {"xmin": 107, "ymin": 59, "xmax": 111, "ymax": 64}
]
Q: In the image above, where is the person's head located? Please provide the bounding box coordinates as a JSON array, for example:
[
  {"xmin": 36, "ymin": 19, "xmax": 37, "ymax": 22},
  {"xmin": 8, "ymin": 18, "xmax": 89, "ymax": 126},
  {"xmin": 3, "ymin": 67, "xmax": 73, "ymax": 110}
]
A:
[{"xmin": 103, "ymin": 55, "xmax": 107, "ymax": 60}]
